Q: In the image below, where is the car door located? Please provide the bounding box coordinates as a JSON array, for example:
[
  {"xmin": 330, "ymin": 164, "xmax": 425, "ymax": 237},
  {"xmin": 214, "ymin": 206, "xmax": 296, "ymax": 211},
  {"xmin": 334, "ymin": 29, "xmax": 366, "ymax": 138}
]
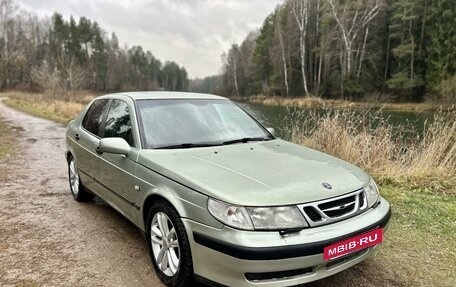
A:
[
  {"xmin": 74, "ymin": 99, "xmax": 110, "ymax": 192},
  {"xmin": 96, "ymin": 98, "xmax": 139, "ymax": 222}
]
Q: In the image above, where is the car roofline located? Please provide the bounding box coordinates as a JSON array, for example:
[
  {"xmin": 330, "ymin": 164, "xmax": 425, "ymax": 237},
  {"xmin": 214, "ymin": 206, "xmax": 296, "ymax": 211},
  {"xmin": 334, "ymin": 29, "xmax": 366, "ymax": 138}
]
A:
[{"xmin": 96, "ymin": 91, "xmax": 228, "ymax": 101}]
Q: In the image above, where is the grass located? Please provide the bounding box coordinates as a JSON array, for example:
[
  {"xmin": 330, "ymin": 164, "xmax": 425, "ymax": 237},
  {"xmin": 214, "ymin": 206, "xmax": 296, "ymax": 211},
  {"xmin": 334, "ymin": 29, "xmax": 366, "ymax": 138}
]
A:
[
  {"xmin": 0, "ymin": 117, "xmax": 15, "ymax": 158},
  {"xmin": 2, "ymin": 90, "xmax": 98, "ymax": 124},
  {"xmin": 236, "ymin": 95, "xmax": 447, "ymax": 112},
  {"xmin": 0, "ymin": 119, "xmax": 15, "ymax": 159},
  {"xmin": 375, "ymin": 185, "xmax": 456, "ymax": 287},
  {"xmin": 0, "ymin": 115, "xmax": 17, "ymax": 181}
]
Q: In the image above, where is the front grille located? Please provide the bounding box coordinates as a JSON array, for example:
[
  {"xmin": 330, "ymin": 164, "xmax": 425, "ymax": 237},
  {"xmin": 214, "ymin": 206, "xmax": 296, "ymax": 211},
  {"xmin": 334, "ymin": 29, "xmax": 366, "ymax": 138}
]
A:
[
  {"xmin": 318, "ymin": 195, "xmax": 357, "ymax": 218},
  {"xmin": 359, "ymin": 193, "xmax": 365, "ymax": 208},
  {"xmin": 324, "ymin": 203, "xmax": 356, "ymax": 217},
  {"xmin": 303, "ymin": 206, "xmax": 322, "ymax": 221},
  {"xmin": 318, "ymin": 195, "xmax": 356, "ymax": 211},
  {"xmin": 245, "ymin": 267, "xmax": 314, "ymax": 282},
  {"xmin": 299, "ymin": 189, "xmax": 366, "ymax": 227}
]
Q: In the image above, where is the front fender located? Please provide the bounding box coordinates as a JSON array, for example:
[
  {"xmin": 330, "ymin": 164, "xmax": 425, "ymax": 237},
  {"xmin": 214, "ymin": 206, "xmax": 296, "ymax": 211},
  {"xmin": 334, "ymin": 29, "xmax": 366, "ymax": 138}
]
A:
[{"xmin": 136, "ymin": 164, "xmax": 223, "ymax": 232}]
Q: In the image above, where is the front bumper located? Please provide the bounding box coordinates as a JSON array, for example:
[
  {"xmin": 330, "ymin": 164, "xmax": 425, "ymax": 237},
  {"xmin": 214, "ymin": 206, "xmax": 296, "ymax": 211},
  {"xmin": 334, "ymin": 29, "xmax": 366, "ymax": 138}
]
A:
[{"xmin": 184, "ymin": 196, "xmax": 391, "ymax": 287}]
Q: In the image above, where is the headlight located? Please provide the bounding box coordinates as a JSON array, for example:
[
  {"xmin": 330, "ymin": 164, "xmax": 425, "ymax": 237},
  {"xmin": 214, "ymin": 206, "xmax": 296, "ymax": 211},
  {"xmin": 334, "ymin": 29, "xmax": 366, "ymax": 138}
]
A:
[
  {"xmin": 246, "ymin": 206, "xmax": 308, "ymax": 230},
  {"xmin": 207, "ymin": 199, "xmax": 254, "ymax": 230},
  {"xmin": 208, "ymin": 198, "xmax": 308, "ymax": 231},
  {"xmin": 364, "ymin": 178, "xmax": 379, "ymax": 208}
]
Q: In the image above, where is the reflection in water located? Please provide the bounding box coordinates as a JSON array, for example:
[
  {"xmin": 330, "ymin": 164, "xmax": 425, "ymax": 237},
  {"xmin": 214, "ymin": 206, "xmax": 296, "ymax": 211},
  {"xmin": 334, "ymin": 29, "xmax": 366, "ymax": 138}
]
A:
[{"xmin": 237, "ymin": 101, "xmax": 432, "ymax": 140}]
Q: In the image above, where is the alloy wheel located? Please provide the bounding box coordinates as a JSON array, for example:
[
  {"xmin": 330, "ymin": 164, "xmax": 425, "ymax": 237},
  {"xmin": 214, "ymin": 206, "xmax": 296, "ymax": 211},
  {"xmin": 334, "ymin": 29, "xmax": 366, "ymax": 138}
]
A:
[
  {"xmin": 69, "ymin": 159, "xmax": 79, "ymax": 196},
  {"xmin": 150, "ymin": 212, "xmax": 181, "ymax": 276}
]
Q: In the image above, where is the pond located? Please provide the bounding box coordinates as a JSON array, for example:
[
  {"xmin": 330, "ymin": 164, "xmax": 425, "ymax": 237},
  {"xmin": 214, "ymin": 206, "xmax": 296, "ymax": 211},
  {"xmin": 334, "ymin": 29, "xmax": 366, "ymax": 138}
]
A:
[{"xmin": 237, "ymin": 102, "xmax": 433, "ymax": 140}]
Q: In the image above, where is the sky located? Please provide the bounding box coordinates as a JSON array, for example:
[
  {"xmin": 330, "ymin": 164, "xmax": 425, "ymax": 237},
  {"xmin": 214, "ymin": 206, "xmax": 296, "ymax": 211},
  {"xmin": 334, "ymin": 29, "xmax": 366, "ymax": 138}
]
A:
[{"xmin": 17, "ymin": 0, "xmax": 283, "ymax": 78}]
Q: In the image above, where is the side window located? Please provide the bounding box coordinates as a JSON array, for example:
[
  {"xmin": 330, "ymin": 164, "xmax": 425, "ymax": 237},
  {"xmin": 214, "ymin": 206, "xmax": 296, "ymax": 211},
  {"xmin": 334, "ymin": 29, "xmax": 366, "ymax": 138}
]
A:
[
  {"xmin": 82, "ymin": 99, "xmax": 110, "ymax": 136},
  {"xmin": 103, "ymin": 99, "xmax": 134, "ymax": 146}
]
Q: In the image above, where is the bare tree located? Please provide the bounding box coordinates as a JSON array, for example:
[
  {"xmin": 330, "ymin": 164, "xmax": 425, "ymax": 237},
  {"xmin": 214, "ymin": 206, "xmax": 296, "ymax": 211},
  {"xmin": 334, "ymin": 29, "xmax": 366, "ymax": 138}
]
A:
[
  {"xmin": 327, "ymin": 0, "xmax": 382, "ymax": 97},
  {"xmin": 275, "ymin": 9, "xmax": 289, "ymax": 97},
  {"xmin": 221, "ymin": 45, "xmax": 241, "ymax": 96},
  {"xmin": 67, "ymin": 58, "xmax": 88, "ymax": 90},
  {"xmin": 291, "ymin": 0, "xmax": 311, "ymax": 96},
  {"xmin": 0, "ymin": 0, "xmax": 19, "ymax": 88},
  {"xmin": 357, "ymin": 26, "xmax": 369, "ymax": 81},
  {"xmin": 31, "ymin": 61, "xmax": 63, "ymax": 91},
  {"xmin": 315, "ymin": 0, "xmax": 322, "ymax": 94},
  {"xmin": 231, "ymin": 48, "xmax": 240, "ymax": 96}
]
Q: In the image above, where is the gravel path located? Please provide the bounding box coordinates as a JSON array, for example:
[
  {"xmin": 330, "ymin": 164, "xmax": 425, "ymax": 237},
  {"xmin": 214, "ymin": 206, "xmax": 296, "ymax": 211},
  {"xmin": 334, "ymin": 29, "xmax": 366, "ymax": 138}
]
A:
[{"xmin": 0, "ymin": 101, "xmax": 163, "ymax": 287}]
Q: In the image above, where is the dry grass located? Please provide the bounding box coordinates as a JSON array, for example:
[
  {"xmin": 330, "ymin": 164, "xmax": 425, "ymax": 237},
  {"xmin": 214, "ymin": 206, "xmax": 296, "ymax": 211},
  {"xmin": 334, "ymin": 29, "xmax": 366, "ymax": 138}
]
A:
[
  {"xmin": 237, "ymin": 95, "xmax": 443, "ymax": 112},
  {"xmin": 0, "ymin": 117, "xmax": 15, "ymax": 159},
  {"xmin": 1, "ymin": 90, "xmax": 98, "ymax": 124},
  {"xmin": 286, "ymin": 107, "xmax": 456, "ymax": 193},
  {"xmin": 0, "ymin": 115, "xmax": 17, "ymax": 181}
]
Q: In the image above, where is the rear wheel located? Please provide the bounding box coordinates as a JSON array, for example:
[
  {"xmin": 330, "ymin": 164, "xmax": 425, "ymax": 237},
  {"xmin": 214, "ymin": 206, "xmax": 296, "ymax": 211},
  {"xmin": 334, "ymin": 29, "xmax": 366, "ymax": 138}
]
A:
[
  {"xmin": 68, "ymin": 155, "xmax": 93, "ymax": 202},
  {"xmin": 146, "ymin": 200, "xmax": 194, "ymax": 287}
]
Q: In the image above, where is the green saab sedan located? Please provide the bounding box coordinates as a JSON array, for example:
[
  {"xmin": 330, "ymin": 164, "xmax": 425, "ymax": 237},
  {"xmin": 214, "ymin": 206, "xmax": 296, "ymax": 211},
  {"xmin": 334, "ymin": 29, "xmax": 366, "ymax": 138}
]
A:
[{"xmin": 65, "ymin": 92, "xmax": 391, "ymax": 287}]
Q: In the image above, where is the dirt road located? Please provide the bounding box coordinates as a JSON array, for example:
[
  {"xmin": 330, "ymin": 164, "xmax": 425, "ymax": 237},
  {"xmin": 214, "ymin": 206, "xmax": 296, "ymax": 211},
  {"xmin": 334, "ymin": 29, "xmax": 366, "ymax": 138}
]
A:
[
  {"xmin": 0, "ymin": 101, "xmax": 163, "ymax": 287},
  {"xmin": 0, "ymin": 101, "xmax": 399, "ymax": 287}
]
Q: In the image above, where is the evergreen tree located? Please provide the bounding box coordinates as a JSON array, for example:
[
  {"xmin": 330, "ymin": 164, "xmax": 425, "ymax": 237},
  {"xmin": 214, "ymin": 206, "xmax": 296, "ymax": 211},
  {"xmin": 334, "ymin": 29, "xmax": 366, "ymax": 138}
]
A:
[
  {"xmin": 426, "ymin": 0, "xmax": 456, "ymax": 98},
  {"xmin": 386, "ymin": 0, "xmax": 426, "ymax": 101}
]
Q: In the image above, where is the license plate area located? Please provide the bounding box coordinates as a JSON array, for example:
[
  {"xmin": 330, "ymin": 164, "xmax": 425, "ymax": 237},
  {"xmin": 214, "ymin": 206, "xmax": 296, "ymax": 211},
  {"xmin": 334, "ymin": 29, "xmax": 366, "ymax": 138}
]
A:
[{"xmin": 324, "ymin": 228, "xmax": 383, "ymax": 261}]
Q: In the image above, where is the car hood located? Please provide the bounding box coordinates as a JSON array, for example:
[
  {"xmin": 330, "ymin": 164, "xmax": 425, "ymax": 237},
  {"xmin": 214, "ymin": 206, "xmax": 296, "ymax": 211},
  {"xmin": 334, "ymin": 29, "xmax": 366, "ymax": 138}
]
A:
[{"xmin": 138, "ymin": 139, "xmax": 370, "ymax": 206}]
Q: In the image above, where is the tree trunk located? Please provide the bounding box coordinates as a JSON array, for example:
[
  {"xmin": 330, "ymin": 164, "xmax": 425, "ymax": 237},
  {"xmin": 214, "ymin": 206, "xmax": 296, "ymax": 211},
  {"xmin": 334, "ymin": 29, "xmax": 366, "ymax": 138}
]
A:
[
  {"xmin": 315, "ymin": 0, "xmax": 321, "ymax": 94},
  {"xmin": 292, "ymin": 0, "xmax": 310, "ymax": 96},
  {"xmin": 357, "ymin": 26, "xmax": 369, "ymax": 81},
  {"xmin": 232, "ymin": 52, "xmax": 239, "ymax": 96},
  {"xmin": 277, "ymin": 18, "xmax": 289, "ymax": 97},
  {"xmin": 384, "ymin": 33, "xmax": 390, "ymax": 80}
]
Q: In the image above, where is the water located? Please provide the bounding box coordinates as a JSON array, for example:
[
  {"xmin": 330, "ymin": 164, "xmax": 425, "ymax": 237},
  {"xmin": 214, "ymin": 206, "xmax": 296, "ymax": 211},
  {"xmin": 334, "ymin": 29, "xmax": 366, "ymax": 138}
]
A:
[{"xmin": 237, "ymin": 102, "xmax": 432, "ymax": 140}]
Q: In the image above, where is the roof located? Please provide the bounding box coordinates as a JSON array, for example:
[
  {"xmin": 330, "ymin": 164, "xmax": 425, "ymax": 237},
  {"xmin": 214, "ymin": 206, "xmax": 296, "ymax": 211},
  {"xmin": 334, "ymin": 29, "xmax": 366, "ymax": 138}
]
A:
[{"xmin": 107, "ymin": 91, "xmax": 227, "ymax": 101}]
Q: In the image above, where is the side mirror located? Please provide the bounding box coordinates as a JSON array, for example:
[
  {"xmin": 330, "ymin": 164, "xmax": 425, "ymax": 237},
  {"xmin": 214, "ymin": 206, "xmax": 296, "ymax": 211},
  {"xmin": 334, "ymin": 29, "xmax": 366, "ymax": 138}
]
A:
[
  {"xmin": 266, "ymin": 127, "xmax": 276, "ymax": 136},
  {"xmin": 98, "ymin": 138, "xmax": 130, "ymax": 155}
]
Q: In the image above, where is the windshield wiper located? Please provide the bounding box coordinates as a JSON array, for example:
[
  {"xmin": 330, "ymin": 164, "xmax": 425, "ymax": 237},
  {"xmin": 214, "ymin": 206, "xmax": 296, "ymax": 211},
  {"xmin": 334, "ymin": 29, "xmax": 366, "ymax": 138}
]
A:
[
  {"xmin": 155, "ymin": 142, "xmax": 222, "ymax": 149},
  {"xmin": 222, "ymin": 137, "xmax": 271, "ymax": 145}
]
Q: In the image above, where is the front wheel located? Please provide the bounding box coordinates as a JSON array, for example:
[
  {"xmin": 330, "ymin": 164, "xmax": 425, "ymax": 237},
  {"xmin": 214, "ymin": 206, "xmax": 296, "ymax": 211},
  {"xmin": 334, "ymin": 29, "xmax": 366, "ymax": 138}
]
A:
[
  {"xmin": 67, "ymin": 155, "xmax": 93, "ymax": 202},
  {"xmin": 146, "ymin": 200, "xmax": 194, "ymax": 287}
]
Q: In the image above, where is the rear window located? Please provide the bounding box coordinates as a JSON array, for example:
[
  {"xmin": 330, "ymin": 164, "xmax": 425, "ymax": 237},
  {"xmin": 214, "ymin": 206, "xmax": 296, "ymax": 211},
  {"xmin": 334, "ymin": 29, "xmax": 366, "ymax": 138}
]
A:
[{"xmin": 82, "ymin": 99, "xmax": 110, "ymax": 136}]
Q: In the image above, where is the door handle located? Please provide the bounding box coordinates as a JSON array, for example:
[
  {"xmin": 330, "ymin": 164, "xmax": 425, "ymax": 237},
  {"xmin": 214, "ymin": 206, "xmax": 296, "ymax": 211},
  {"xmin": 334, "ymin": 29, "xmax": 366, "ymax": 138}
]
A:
[
  {"xmin": 74, "ymin": 134, "xmax": 80, "ymax": 140},
  {"xmin": 95, "ymin": 146, "xmax": 103, "ymax": 155}
]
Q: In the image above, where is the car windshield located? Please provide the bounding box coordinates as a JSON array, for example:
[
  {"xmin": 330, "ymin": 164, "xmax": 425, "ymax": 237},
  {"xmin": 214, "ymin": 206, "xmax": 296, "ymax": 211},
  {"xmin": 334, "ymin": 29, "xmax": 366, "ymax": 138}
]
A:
[{"xmin": 136, "ymin": 99, "xmax": 273, "ymax": 149}]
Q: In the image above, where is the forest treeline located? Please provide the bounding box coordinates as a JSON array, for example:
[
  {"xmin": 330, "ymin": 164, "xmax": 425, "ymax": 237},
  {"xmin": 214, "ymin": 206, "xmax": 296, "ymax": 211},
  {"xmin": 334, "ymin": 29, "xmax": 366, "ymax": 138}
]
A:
[
  {"xmin": 194, "ymin": 0, "xmax": 455, "ymax": 102},
  {"xmin": 0, "ymin": 0, "xmax": 188, "ymax": 93}
]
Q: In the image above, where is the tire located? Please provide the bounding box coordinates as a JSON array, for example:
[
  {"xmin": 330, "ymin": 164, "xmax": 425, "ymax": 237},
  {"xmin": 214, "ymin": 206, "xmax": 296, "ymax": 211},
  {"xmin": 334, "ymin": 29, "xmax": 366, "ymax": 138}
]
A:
[
  {"xmin": 146, "ymin": 200, "xmax": 194, "ymax": 287},
  {"xmin": 67, "ymin": 155, "xmax": 94, "ymax": 202}
]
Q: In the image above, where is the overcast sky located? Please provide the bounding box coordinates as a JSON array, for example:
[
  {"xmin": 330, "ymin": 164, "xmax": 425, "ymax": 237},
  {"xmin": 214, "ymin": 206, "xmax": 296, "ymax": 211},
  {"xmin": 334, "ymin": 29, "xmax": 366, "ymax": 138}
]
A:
[{"xmin": 17, "ymin": 0, "xmax": 283, "ymax": 78}]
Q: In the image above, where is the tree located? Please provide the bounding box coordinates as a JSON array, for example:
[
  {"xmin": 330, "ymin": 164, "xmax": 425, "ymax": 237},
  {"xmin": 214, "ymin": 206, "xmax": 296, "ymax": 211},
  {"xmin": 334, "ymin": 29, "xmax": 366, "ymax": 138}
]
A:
[
  {"xmin": 327, "ymin": 0, "xmax": 383, "ymax": 99},
  {"xmin": 252, "ymin": 15, "xmax": 275, "ymax": 94},
  {"xmin": 0, "ymin": 0, "xmax": 190, "ymax": 93},
  {"xmin": 275, "ymin": 6, "xmax": 290, "ymax": 97},
  {"xmin": 386, "ymin": 0, "xmax": 426, "ymax": 101},
  {"xmin": 0, "ymin": 0, "xmax": 19, "ymax": 88},
  {"xmin": 425, "ymin": 0, "xmax": 456, "ymax": 98},
  {"xmin": 291, "ymin": 0, "xmax": 311, "ymax": 96}
]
